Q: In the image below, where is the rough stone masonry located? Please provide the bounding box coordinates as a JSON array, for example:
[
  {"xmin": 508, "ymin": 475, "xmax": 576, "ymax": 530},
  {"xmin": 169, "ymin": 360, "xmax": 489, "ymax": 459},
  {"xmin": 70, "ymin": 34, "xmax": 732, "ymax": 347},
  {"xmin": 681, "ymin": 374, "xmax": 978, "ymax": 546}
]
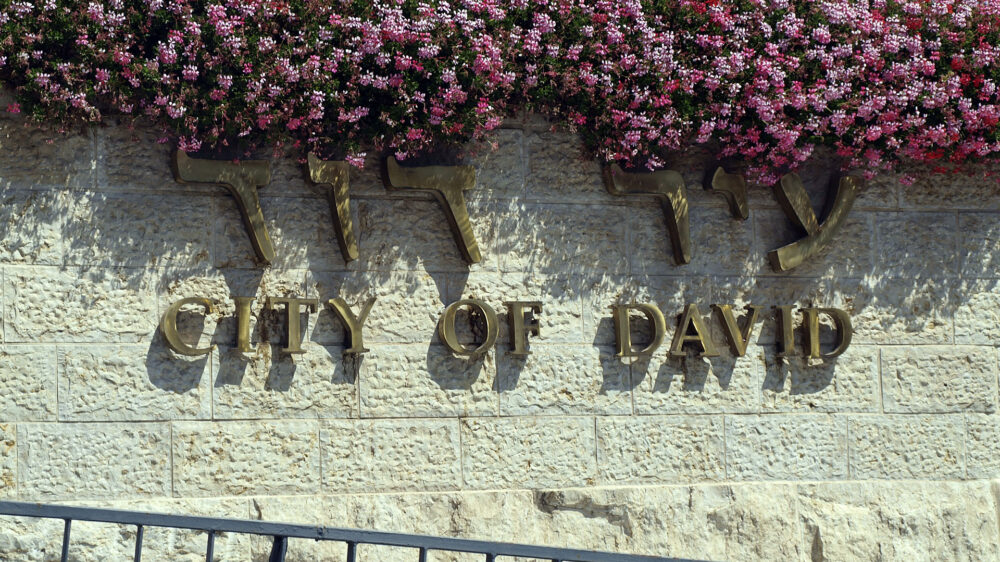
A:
[{"xmin": 0, "ymin": 109, "xmax": 999, "ymax": 561}]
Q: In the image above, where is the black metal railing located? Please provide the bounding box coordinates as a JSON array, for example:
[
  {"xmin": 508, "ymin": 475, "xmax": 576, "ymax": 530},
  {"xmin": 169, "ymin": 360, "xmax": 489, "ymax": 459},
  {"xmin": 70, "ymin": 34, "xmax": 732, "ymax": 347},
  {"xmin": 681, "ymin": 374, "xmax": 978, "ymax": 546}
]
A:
[{"xmin": 0, "ymin": 500, "xmax": 706, "ymax": 562}]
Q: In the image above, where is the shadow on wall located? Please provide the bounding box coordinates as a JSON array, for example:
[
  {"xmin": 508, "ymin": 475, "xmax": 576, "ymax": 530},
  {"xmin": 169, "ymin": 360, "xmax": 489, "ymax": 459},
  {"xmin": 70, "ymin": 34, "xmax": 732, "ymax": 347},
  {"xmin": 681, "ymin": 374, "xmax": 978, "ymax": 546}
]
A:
[{"xmin": 0, "ymin": 113, "xmax": 996, "ymax": 404}]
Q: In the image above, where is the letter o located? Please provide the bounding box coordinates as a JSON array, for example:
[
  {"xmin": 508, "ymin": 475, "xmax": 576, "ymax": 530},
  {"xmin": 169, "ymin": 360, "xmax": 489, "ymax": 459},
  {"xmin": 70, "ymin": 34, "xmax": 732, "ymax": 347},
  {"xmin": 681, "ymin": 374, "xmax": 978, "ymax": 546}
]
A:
[{"xmin": 439, "ymin": 299, "xmax": 499, "ymax": 357}]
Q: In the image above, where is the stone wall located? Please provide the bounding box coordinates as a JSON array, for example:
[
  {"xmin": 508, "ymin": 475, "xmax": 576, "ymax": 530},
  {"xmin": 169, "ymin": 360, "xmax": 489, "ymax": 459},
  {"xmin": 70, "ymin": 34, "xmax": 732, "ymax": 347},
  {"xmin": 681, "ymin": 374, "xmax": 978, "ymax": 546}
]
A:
[{"xmin": 0, "ymin": 111, "xmax": 999, "ymax": 561}]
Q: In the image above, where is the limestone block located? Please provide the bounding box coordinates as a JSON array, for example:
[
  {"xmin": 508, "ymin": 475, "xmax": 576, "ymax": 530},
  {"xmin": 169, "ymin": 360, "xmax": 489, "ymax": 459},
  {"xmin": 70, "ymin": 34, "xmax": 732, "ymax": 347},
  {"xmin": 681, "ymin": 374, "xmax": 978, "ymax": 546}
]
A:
[
  {"xmin": 461, "ymin": 417, "xmax": 596, "ymax": 489},
  {"xmin": 958, "ymin": 213, "xmax": 1000, "ymax": 277},
  {"xmin": 596, "ymin": 416, "xmax": 725, "ymax": 484},
  {"xmin": 304, "ymin": 269, "xmax": 445, "ymax": 345},
  {"xmin": 18, "ymin": 422, "xmax": 170, "ymax": 500},
  {"xmin": 51, "ymin": 498, "xmax": 251, "ymax": 562},
  {"xmin": 899, "ymin": 165, "xmax": 1000, "ymax": 209},
  {"xmin": 849, "ymin": 276, "xmax": 955, "ymax": 345},
  {"xmin": 492, "ymin": 199, "xmax": 533, "ymax": 273},
  {"xmin": 322, "ymin": 419, "xmax": 461, "ymax": 493},
  {"xmin": 214, "ymin": 344, "xmax": 357, "ymax": 420},
  {"xmin": 881, "ymin": 346, "xmax": 997, "ymax": 413},
  {"xmin": 246, "ymin": 495, "xmax": 355, "ymax": 561},
  {"xmin": 58, "ymin": 344, "xmax": 211, "ymax": 421},
  {"xmin": 451, "ymin": 272, "xmax": 585, "ymax": 345},
  {"xmin": 495, "ymin": 202, "xmax": 628, "ymax": 276},
  {"xmin": 630, "ymin": 203, "xmax": 756, "ymax": 277},
  {"xmin": 797, "ymin": 481, "xmax": 1000, "ymax": 561},
  {"xmin": 849, "ymin": 171, "xmax": 900, "ymax": 210},
  {"xmin": 525, "ymin": 131, "xmax": 610, "ymax": 203},
  {"xmin": 848, "ymin": 415, "xmax": 964, "ymax": 479},
  {"xmin": 954, "ymin": 280, "xmax": 1000, "ymax": 344},
  {"xmin": 0, "ymin": 512, "xmax": 62, "ymax": 562},
  {"xmin": 64, "ymin": 192, "xmax": 212, "ymax": 267},
  {"xmin": 5, "ymin": 266, "xmax": 157, "ymax": 343},
  {"xmin": 0, "ymin": 346, "xmax": 57, "ymax": 421},
  {"xmin": 0, "ymin": 119, "xmax": 93, "ymax": 189},
  {"xmin": 172, "ymin": 421, "xmax": 320, "ymax": 497},
  {"xmin": 214, "ymin": 194, "xmax": 357, "ymax": 270},
  {"xmin": 726, "ymin": 414, "xmax": 848, "ymax": 480},
  {"xmin": 876, "ymin": 212, "xmax": 958, "ymax": 278},
  {"xmin": 761, "ymin": 345, "xmax": 879, "ymax": 413},
  {"xmin": 468, "ymin": 129, "xmax": 526, "ymax": 200},
  {"xmin": 531, "ymin": 486, "xmax": 729, "ymax": 561},
  {"xmin": 0, "ymin": 190, "xmax": 64, "ymax": 265},
  {"xmin": 498, "ymin": 344, "xmax": 630, "ymax": 415},
  {"xmin": 0, "ymin": 424, "xmax": 13, "ymax": 497},
  {"xmin": 633, "ymin": 349, "xmax": 762, "ymax": 414},
  {"xmin": 360, "ymin": 344, "xmax": 497, "ymax": 418},
  {"xmin": 250, "ymin": 492, "xmax": 534, "ymax": 562},
  {"xmin": 355, "ymin": 197, "xmax": 497, "ymax": 273},
  {"xmin": 95, "ymin": 120, "xmax": 212, "ymax": 195},
  {"xmin": 754, "ymin": 210, "xmax": 874, "ymax": 278},
  {"xmin": 965, "ymin": 414, "xmax": 1000, "ymax": 478},
  {"xmin": 716, "ymin": 483, "xmax": 804, "ymax": 561},
  {"xmin": 586, "ymin": 274, "xmax": 713, "ymax": 348}
]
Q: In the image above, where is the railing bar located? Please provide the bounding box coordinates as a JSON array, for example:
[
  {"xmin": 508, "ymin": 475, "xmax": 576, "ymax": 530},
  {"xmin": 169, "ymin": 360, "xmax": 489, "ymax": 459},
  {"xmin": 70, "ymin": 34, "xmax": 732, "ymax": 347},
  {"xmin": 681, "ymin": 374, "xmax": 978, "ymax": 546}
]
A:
[
  {"xmin": 346, "ymin": 541, "xmax": 357, "ymax": 562},
  {"xmin": 0, "ymin": 501, "xmax": 687, "ymax": 562},
  {"xmin": 60, "ymin": 519, "xmax": 71, "ymax": 562},
  {"xmin": 269, "ymin": 535, "xmax": 288, "ymax": 562},
  {"xmin": 134, "ymin": 524, "xmax": 144, "ymax": 562},
  {"xmin": 206, "ymin": 530, "xmax": 215, "ymax": 562},
  {"xmin": 486, "ymin": 553, "xmax": 495, "ymax": 562},
  {"xmin": 418, "ymin": 546, "xmax": 427, "ymax": 562}
]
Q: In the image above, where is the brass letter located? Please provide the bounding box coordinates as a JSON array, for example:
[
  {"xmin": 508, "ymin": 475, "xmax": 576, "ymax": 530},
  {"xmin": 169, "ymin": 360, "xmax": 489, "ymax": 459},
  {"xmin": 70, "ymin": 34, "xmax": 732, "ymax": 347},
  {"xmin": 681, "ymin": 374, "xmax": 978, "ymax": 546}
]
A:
[
  {"xmin": 670, "ymin": 304, "xmax": 719, "ymax": 357},
  {"xmin": 327, "ymin": 297, "xmax": 376, "ymax": 355},
  {"xmin": 439, "ymin": 299, "xmax": 498, "ymax": 356},
  {"xmin": 506, "ymin": 301, "xmax": 542, "ymax": 356},
  {"xmin": 713, "ymin": 304, "xmax": 762, "ymax": 357},
  {"xmin": 603, "ymin": 164, "xmax": 691, "ymax": 265},
  {"xmin": 233, "ymin": 296, "xmax": 256, "ymax": 353},
  {"xmin": 775, "ymin": 305, "xmax": 798, "ymax": 357},
  {"xmin": 173, "ymin": 150, "xmax": 275, "ymax": 264},
  {"xmin": 162, "ymin": 297, "xmax": 215, "ymax": 356},
  {"xmin": 769, "ymin": 173, "xmax": 862, "ymax": 272},
  {"xmin": 704, "ymin": 166, "xmax": 749, "ymax": 220},
  {"xmin": 612, "ymin": 303, "xmax": 666, "ymax": 357},
  {"xmin": 382, "ymin": 157, "xmax": 481, "ymax": 264},
  {"xmin": 266, "ymin": 297, "xmax": 320, "ymax": 354},
  {"xmin": 307, "ymin": 153, "xmax": 359, "ymax": 262},
  {"xmin": 802, "ymin": 307, "xmax": 853, "ymax": 359}
]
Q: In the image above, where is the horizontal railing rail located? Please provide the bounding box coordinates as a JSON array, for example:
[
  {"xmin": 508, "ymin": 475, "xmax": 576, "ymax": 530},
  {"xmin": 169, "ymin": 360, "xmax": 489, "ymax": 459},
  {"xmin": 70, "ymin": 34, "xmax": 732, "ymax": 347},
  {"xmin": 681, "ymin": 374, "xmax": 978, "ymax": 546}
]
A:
[{"xmin": 0, "ymin": 500, "xmax": 707, "ymax": 562}]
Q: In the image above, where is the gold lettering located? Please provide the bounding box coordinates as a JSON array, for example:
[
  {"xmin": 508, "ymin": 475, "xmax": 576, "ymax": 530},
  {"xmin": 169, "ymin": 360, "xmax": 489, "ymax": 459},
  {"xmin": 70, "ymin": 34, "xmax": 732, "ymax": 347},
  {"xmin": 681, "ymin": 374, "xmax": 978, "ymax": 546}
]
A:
[
  {"xmin": 266, "ymin": 297, "xmax": 320, "ymax": 354},
  {"xmin": 775, "ymin": 305, "xmax": 798, "ymax": 357},
  {"xmin": 233, "ymin": 296, "xmax": 256, "ymax": 353},
  {"xmin": 670, "ymin": 304, "xmax": 719, "ymax": 357},
  {"xmin": 162, "ymin": 297, "xmax": 215, "ymax": 356},
  {"xmin": 802, "ymin": 307, "xmax": 853, "ymax": 359},
  {"xmin": 603, "ymin": 164, "xmax": 691, "ymax": 265},
  {"xmin": 327, "ymin": 297, "xmax": 376, "ymax": 355},
  {"xmin": 612, "ymin": 303, "xmax": 666, "ymax": 357},
  {"xmin": 382, "ymin": 157, "xmax": 481, "ymax": 264},
  {"xmin": 173, "ymin": 150, "xmax": 275, "ymax": 264},
  {"xmin": 506, "ymin": 301, "xmax": 542, "ymax": 356},
  {"xmin": 705, "ymin": 166, "xmax": 749, "ymax": 220},
  {"xmin": 713, "ymin": 304, "xmax": 762, "ymax": 357},
  {"xmin": 307, "ymin": 153, "xmax": 358, "ymax": 262},
  {"xmin": 439, "ymin": 299, "xmax": 498, "ymax": 356},
  {"xmin": 770, "ymin": 173, "xmax": 862, "ymax": 272}
]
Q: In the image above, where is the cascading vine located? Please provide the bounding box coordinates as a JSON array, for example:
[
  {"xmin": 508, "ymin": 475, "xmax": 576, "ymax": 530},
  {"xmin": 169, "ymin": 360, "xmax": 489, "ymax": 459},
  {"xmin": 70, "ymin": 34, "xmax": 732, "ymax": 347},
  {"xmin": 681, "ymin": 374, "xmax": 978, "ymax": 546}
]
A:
[{"xmin": 1, "ymin": 0, "xmax": 1000, "ymax": 184}]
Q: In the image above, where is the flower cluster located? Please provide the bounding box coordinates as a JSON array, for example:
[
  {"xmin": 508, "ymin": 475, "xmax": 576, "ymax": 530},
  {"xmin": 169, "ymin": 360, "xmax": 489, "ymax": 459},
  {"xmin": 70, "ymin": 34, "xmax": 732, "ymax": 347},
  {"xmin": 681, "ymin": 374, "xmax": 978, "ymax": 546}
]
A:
[{"xmin": 2, "ymin": 1, "xmax": 1000, "ymax": 183}]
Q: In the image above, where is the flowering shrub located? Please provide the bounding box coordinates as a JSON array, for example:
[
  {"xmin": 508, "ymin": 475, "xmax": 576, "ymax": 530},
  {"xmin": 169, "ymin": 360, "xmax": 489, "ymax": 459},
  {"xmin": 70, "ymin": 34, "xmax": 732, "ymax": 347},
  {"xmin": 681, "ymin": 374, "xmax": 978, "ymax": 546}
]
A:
[{"xmin": 1, "ymin": 0, "xmax": 1000, "ymax": 183}]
